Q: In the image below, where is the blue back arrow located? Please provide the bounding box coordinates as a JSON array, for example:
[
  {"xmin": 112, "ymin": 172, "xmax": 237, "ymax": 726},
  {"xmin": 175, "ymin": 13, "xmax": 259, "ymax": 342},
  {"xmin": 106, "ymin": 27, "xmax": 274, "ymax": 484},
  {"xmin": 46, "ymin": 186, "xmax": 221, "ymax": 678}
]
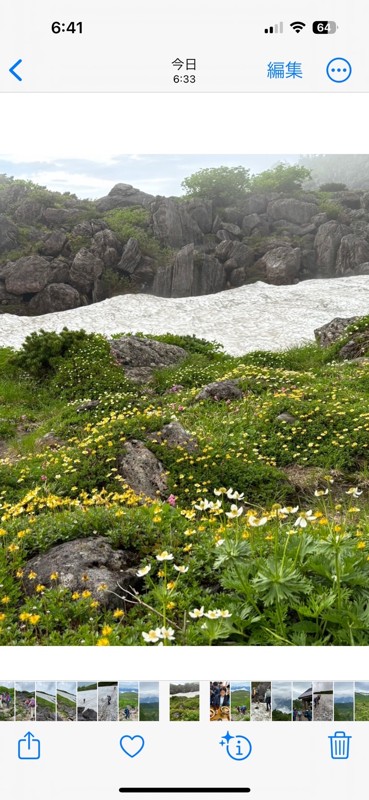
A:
[{"xmin": 10, "ymin": 59, "xmax": 22, "ymax": 81}]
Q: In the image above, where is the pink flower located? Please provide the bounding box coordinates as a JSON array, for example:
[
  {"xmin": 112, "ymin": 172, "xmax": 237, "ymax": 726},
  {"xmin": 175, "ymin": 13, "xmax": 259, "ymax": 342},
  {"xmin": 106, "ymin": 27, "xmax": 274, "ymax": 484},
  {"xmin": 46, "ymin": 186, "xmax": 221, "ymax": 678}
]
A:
[
  {"xmin": 178, "ymin": 405, "xmax": 185, "ymax": 412},
  {"xmin": 167, "ymin": 494, "xmax": 177, "ymax": 507},
  {"xmin": 41, "ymin": 475, "xmax": 47, "ymax": 481}
]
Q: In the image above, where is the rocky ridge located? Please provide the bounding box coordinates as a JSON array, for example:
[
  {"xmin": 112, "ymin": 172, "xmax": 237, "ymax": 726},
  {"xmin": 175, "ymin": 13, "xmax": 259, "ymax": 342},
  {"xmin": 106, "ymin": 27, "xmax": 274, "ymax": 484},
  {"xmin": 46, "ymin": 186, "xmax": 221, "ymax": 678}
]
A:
[{"xmin": 2, "ymin": 177, "xmax": 369, "ymax": 314}]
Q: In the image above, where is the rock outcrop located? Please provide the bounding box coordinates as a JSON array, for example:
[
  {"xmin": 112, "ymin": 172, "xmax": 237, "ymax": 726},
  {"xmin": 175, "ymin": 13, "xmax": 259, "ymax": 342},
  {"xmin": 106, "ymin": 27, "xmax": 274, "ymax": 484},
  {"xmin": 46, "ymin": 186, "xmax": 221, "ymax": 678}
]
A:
[{"xmin": 109, "ymin": 335, "xmax": 187, "ymax": 382}]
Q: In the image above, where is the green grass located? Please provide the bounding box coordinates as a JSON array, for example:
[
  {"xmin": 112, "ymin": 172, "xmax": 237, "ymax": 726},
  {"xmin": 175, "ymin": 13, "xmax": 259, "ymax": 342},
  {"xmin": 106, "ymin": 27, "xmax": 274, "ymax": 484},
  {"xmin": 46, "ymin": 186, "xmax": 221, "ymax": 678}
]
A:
[
  {"xmin": 56, "ymin": 694, "xmax": 76, "ymax": 709},
  {"xmin": 139, "ymin": 701, "xmax": 159, "ymax": 721},
  {"xmin": 2, "ymin": 327, "xmax": 369, "ymax": 645},
  {"xmin": 334, "ymin": 702, "xmax": 354, "ymax": 722},
  {"xmin": 354, "ymin": 694, "xmax": 369, "ymax": 721},
  {"xmin": 170, "ymin": 694, "xmax": 199, "ymax": 721},
  {"xmin": 119, "ymin": 692, "xmax": 138, "ymax": 710}
]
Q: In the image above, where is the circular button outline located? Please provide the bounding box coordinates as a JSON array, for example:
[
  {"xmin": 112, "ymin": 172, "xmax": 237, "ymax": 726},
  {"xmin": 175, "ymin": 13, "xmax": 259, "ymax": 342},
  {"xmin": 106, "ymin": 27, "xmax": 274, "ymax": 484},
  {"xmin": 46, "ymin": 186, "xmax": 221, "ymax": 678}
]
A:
[{"xmin": 326, "ymin": 57, "xmax": 352, "ymax": 83}]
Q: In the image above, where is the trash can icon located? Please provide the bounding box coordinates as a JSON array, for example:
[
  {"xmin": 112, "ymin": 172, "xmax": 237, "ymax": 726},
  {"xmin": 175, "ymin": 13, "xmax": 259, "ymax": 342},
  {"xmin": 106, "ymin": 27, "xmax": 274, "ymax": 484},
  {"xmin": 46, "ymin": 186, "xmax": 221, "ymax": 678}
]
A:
[{"xmin": 328, "ymin": 731, "xmax": 351, "ymax": 760}]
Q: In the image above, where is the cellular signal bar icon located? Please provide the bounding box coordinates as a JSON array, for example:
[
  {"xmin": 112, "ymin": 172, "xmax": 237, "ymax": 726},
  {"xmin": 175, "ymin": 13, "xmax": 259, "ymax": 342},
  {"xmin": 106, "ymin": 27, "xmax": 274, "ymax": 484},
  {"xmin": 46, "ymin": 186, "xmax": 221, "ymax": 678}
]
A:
[{"xmin": 264, "ymin": 22, "xmax": 284, "ymax": 34}]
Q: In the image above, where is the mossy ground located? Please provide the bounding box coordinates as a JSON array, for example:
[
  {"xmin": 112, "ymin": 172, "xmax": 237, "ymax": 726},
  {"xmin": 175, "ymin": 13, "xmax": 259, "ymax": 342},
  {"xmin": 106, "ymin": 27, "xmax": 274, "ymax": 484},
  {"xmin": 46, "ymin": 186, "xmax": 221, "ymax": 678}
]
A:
[{"xmin": 1, "ymin": 326, "xmax": 369, "ymax": 645}]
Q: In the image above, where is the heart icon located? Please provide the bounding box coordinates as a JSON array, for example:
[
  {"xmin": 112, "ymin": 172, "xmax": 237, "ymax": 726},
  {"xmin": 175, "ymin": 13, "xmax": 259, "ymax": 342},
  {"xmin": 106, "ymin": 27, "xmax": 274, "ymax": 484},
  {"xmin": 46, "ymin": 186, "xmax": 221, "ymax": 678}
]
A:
[{"xmin": 119, "ymin": 735, "xmax": 145, "ymax": 758}]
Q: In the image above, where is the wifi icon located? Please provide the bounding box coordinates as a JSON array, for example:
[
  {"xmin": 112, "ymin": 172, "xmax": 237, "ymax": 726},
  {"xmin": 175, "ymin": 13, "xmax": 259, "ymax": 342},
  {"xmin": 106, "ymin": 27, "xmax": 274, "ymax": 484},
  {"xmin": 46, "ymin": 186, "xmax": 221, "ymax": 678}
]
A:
[{"xmin": 290, "ymin": 21, "xmax": 306, "ymax": 32}]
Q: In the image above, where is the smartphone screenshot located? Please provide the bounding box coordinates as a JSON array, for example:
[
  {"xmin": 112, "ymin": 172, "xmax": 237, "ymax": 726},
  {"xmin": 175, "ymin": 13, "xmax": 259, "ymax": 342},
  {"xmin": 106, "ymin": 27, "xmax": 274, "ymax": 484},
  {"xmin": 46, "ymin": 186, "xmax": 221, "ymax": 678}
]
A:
[{"xmin": 0, "ymin": 1, "xmax": 368, "ymax": 797}]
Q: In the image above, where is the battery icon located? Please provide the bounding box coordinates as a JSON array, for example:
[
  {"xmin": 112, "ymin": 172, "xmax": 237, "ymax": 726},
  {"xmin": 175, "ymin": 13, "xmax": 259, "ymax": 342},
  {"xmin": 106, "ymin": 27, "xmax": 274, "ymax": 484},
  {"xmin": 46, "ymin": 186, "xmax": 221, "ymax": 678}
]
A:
[{"xmin": 313, "ymin": 21, "xmax": 337, "ymax": 34}]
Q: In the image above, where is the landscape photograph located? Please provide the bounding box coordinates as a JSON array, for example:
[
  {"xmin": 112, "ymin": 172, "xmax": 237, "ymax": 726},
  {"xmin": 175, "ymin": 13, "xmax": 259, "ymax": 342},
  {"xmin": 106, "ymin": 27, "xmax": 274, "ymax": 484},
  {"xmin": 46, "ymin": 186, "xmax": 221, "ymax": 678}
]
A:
[
  {"xmin": 230, "ymin": 681, "xmax": 250, "ymax": 721},
  {"xmin": 272, "ymin": 681, "xmax": 292, "ymax": 721},
  {"xmin": 170, "ymin": 682, "xmax": 200, "ymax": 721},
  {"xmin": 15, "ymin": 681, "xmax": 35, "ymax": 721},
  {"xmin": 251, "ymin": 682, "xmax": 271, "ymax": 722},
  {"xmin": 0, "ymin": 681, "xmax": 14, "ymax": 720},
  {"xmin": 98, "ymin": 682, "xmax": 118, "ymax": 721},
  {"xmin": 77, "ymin": 682, "xmax": 97, "ymax": 721},
  {"xmin": 35, "ymin": 681, "xmax": 57, "ymax": 721},
  {"xmin": 139, "ymin": 682, "xmax": 159, "ymax": 721},
  {"xmin": 334, "ymin": 682, "xmax": 354, "ymax": 722},
  {"xmin": 56, "ymin": 681, "xmax": 77, "ymax": 721},
  {"xmin": 293, "ymin": 682, "xmax": 312, "ymax": 722},
  {"xmin": 1, "ymin": 154, "xmax": 369, "ymax": 646},
  {"xmin": 312, "ymin": 682, "xmax": 333, "ymax": 722},
  {"xmin": 119, "ymin": 681, "xmax": 139, "ymax": 721},
  {"xmin": 354, "ymin": 682, "xmax": 369, "ymax": 721}
]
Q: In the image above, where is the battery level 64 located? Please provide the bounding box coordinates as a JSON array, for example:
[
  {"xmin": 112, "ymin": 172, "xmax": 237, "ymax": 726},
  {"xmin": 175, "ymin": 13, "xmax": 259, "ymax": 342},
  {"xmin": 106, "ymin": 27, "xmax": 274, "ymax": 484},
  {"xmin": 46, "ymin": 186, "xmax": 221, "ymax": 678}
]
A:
[{"xmin": 313, "ymin": 21, "xmax": 338, "ymax": 34}]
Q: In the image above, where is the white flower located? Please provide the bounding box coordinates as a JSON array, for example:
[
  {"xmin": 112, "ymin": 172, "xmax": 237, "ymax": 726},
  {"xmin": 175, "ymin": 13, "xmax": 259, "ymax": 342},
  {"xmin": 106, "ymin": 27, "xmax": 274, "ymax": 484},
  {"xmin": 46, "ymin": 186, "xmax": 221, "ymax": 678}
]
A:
[
  {"xmin": 194, "ymin": 498, "xmax": 213, "ymax": 511},
  {"xmin": 156, "ymin": 551, "xmax": 174, "ymax": 561},
  {"xmin": 142, "ymin": 628, "xmax": 161, "ymax": 643},
  {"xmin": 159, "ymin": 626, "xmax": 175, "ymax": 641},
  {"xmin": 314, "ymin": 489, "xmax": 329, "ymax": 497},
  {"xmin": 189, "ymin": 606, "xmax": 204, "ymax": 618},
  {"xmin": 280, "ymin": 506, "xmax": 299, "ymax": 514},
  {"xmin": 217, "ymin": 609, "xmax": 232, "ymax": 618},
  {"xmin": 225, "ymin": 504, "xmax": 243, "ymax": 519},
  {"xmin": 294, "ymin": 510, "xmax": 317, "ymax": 528},
  {"xmin": 174, "ymin": 564, "xmax": 189, "ymax": 573},
  {"xmin": 214, "ymin": 487, "xmax": 227, "ymax": 496},
  {"xmin": 346, "ymin": 487, "xmax": 363, "ymax": 498},
  {"xmin": 226, "ymin": 488, "xmax": 245, "ymax": 500},
  {"xmin": 248, "ymin": 515, "xmax": 268, "ymax": 527},
  {"xmin": 215, "ymin": 539, "xmax": 225, "ymax": 547},
  {"xmin": 136, "ymin": 564, "xmax": 151, "ymax": 577},
  {"xmin": 205, "ymin": 609, "xmax": 221, "ymax": 619}
]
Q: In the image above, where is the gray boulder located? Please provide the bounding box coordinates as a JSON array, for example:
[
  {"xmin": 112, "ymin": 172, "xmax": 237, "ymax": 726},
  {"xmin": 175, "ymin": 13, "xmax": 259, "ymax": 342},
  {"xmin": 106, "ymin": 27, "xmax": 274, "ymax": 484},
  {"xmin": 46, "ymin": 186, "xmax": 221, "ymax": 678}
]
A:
[
  {"xmin": 117, "ymin": 237, "xmax": 142, "ymax": 274},
  {"xmin": 335, "ymin": 234, "xmax": 369, "ymax": 275},
  {"xmin": 95, "ymin": 183, "xmax": 154, "ymax": 212},
  {"xmin": 252, "ymin": 246, "xmax": 301, "ymax": 285},
  {"xmin": 0, "ymin": 215, "xmax": 18, "ymax": 253},
  {"xmin": 91, "ymin": 229, "xmax": 121, "ymax": 267},
  {"xmin": 43, "ymin": 207, "xmax": 80, "ymax": 226},
  {"xmin": 152, "ymin": 198, "xmax": 203, "ymax": 248},
  {"xmin": 186, "ymin": 199, "xmax": 213, "ymax": 233},
  {"xmin": 192, "ymin": 253, "xmax": 224, "ymax": 295},
  {"xmin": 314, "ymin": 316, "xmax": 360, "ymax": 347},
  {"xmin": 147, "ymin": 421, "xmax": 198, "ymax": 453},
  {"xmin": 314, "ymin": 221, "xmax": 349, "ymax": 276},
  {"xmin": 29, "ymin": 283, "xmax": 81, "ymax": 314},
  {"xmin": 195, "ymin": 379, "xmax": 243, "ymax": 402},
  {"xmin": 267, "ymin": 198, "xmax": 317, "ymax": 225},
  {"xmin": 15, "ymin": 200, "xmax": 43, "ymax": 225},
  {"xmin": 23, "ymin": 537, "xmax": 138, "ymax": 608},
  {"xmin": 171, "ymin": 243, "xmax": 194, "ymax": 297},
  {"xmin": 69, "ymin": 248, "xmax": 104, "ymax": 293},
  {"xmin": 117, "ymin": 439, "xmax": 168, "ymax": 498},
  {"xmin": 242, "ymin": 194, "xmax": 268, "ymax": 215},
  {"xmin": 39, "ymin": 230, "xmax": 68, "ymax": 257},
  {"xmin": 109, "ymin": 335, "xmax": 187, "ymax": 382},
  {"xmin": 4, "ymin": 255, "xmax": 53, "ymax": 295}
]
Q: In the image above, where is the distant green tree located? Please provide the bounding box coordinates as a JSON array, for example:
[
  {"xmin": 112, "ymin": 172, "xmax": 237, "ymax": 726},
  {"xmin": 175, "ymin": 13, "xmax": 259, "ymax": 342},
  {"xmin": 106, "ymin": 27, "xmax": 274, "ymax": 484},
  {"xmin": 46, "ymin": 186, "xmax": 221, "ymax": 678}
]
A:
[
  {"xmin": 319, "ymin": 182, "xmax": 348, "ymax": 192},
  {"xmin": 250, "ymin": 163, "xmax": 311, "ymax": 193},
  {"xmin": 181, "ymin": 166, "xmax": 250, "ymax": 207}
]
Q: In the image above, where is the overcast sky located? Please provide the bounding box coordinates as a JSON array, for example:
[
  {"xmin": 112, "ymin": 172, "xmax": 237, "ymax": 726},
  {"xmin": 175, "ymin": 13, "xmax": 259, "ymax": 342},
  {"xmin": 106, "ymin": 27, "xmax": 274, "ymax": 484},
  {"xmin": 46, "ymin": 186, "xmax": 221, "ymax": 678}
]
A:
[{"xmin": 0, "ymin": 153, "xmax": 299, "ymax": 200}]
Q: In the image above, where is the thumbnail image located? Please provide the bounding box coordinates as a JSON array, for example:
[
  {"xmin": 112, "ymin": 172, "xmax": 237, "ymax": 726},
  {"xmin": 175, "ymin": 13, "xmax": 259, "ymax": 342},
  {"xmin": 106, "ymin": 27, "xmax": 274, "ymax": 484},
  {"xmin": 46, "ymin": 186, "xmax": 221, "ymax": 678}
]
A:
[
  {"xmin": 251, "ymin": 683, "xmax": 271, "ymax": 722},
  {"xmin": 0, "ymin": 682, "xmax": 14, "ymax": 721},
  {"xmin": 355, "ymin": 682, "xmax": 369, "ymax": 721},
  {"xmin": 77, "ymin": 682, "xmax": 97, "ymax": 721},
  {"xmin": 15, "ymin": 682, "xmax": 36, "ymax": 721},
  {"xmin": 312, "ymin": 682, "xmax": 333, "ymax": 721},
  {"xmin": 119, "ymin": 682, "xmax": 139, "ymax": 721},
  {"xmin": 36, "ymin": 681, "xmax": 57, "ymax": 721},
  {"xmin": 272, "ymin": 682, "xmax": 292, "ymax": 721},
  {"xmin": 292, "ymin": 683, "xmax": 312, "ymax": 722},
  {"xmin": 2, "ymin": 153, "xmax": 369, "ymax": 647},
  {"xmin": 170, "ymin": 682, "xmax": 200, "ymax": 721},
  {"xmin": 334, "ymin": 682, "xmax": 354, "ymax": 722},
  {"xmin": 98, "ymin": 682, "xmax": 118, "ymax": 721},
  {"xmin": 230, "ymin": 682, "xmax": 250, "ymax": 721},
  {"xmin": 139, "ymin": 682, "xmax": 159, "ymax": 721},
  {"xmin": 210, "ymin": 682, "xmax": 230, "ymax": 721},
  {"xmin": 56, "ymin": 682, "xmax": 77, "ymax": 721}
]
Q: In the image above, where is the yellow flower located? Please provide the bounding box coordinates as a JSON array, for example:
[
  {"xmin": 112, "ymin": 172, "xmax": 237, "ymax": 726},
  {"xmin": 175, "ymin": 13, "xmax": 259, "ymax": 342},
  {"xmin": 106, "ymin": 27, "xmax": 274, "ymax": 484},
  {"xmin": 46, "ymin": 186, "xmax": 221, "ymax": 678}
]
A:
[
  {"xmin": 357, "ymin": 541, "xmax": 366, "ymax": 549},
  {"xmin": 16, "ymin": 569, "xmax": 24, "ymax": 578},
  {"xmin": 29, "ymin": 614, "xmax": 40, "ymax": 625},
  {"xmin": 183, "ymin": 544, "xmax": 192, "ymax": 552},
  {"xmin": 81, "ymin": 590, "xmax": 92, "ymax": 598},
  {"xmin": 0, "ymin": 612, "xmax": 6, "ymax": 622},
  {"xmin": 19, "ymin": 612, "xmax": 31, "ymax": 621},
  {"xmin": 35, "ymin": 584, "xmax": 46, "ymax": 593},
  {"xmin": 101, "ymin": 625, "xmax": 112, "ymax": 636},
  {"xmin": 1, "ymin": 596, "xmax": 10, "ymax": 604},
  {"xmin": 28, "ymin": 571, "xmax": 37, "ymax": 580},
  {"xmin": 7, "ymin": 544, "xmax": 19, "ymax": 553},
  {"xmin": 113, "ymin": 609, "xmax": 124, "ymax": 618},
  {"xmin": 166, "ymin": 581, "xmax": 176, "ymax": 591},
  {"xmin": 90, "ymin": 600, "xmax": 99, "ymax": 609},
  {"xmin": 0, "ymin": 529, "xmax": 7, "ymax": 536},
  {"xmin": 97, "ymin": 583, "xmax": 108, "ymax": 592},
  {"xmin": 153, "ymin": 516, "xmax": 162, "ymax": 524},
  {"xmin": 50, "ymin": 572, "xmax": 59, "ymax": 581},
  {"xmin": 96, "ymin": 637, "xmax": 110, "ymax": 646},
  {"xmin": 72, "ymin": 592, "xmax": 80, "ymax": 600},
  {"xmin": 166, "ymin": 601, "xmax": 176, "ymax": 610}
]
